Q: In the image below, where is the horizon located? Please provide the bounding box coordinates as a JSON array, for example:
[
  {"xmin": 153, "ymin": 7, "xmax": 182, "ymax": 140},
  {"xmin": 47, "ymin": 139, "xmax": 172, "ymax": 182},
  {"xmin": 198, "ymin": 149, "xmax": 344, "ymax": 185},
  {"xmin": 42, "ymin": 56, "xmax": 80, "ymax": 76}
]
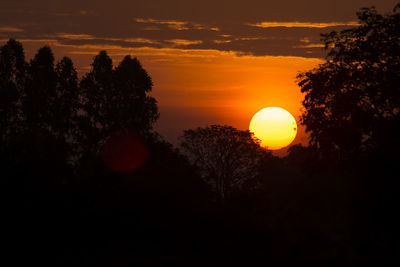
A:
[{"xmin": 1, "ymin": 0, "xmax": 396, "ymax": 154}]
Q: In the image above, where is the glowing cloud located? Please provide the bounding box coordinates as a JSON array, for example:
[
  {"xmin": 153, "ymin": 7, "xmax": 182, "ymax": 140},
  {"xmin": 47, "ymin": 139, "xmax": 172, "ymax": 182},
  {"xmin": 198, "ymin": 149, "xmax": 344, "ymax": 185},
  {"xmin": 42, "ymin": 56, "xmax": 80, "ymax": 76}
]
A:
[
  {"xmin": 248, "ymin": 21, "xmax": 360, "ymax": 28},
  {"xmin": 124, "ymin": 38, "xmax": 160, "ymax": 44},
  {"xmin": 134, "ymin": 18, "xmax": 219, "ymax": 31},
  {"xmin": 134, "ymin": 18, "xmax": 189, "ymax": 30},
  {"xmin": 166, "ymin": 39, "xmax": 203, "ymax": 46},
  {"xmin": 214, "ymin": 40, "xmax": 232, "ymax": 44},
  {"xmin": 0, "ymin": 26, "xmax": 24, "ymax": 32},
  {"xmin": 294, "ymin": 44, "xmax": 325, "ymax": 48},
  {"xmin": 56, "ymin": 33, "xmax": 97, "ymax": 40}
]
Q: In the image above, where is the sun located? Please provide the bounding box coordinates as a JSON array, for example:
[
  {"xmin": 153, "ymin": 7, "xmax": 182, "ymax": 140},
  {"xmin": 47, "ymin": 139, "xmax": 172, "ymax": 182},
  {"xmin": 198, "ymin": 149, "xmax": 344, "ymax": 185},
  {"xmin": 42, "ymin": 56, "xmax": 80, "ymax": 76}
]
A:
[{"xmin": 249, "ymin": 107, "xmax": 297, "ymax": 150}]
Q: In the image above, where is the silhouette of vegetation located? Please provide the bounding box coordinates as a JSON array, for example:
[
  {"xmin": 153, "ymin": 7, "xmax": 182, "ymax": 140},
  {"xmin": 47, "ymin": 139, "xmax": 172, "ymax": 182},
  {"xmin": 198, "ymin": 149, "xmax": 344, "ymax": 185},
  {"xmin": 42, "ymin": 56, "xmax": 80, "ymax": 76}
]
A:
[
  {"xmin": 1, "ymin": 3, "xmax": 400, "ymax": 266},
  {"xmin": 296, "ymin": 4, "xmax": 400, "ymax": 265},
  {"xmin": 0, "ymin": 39, "xmax": 211, "ymax": 266},
  {"xmin": 180, "ymin": 125, "xmax": 267, "ymax": 201},
  {"xmin": 79, "ymin": 52, "xmax": 159, "ymax": 158},
  {"xmin": 297, "ymin": 4, "xmax": 400, "ymax": 159}
]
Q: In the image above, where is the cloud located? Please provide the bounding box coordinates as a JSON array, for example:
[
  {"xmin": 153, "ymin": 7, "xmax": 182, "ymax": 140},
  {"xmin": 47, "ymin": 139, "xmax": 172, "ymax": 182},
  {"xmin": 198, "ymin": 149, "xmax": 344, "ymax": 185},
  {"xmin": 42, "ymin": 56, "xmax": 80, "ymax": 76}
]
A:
[
  {"xmin": 55, "ymin": 33, "xmax": 97, "ymax": 40},
  {"xmin": 0, "ymin": 26, "xmax": 24, "ymax": 32},
  {"xmin": 0, "ymin": 38, "xmax": 56, "ymax": 43},
  {"xmin": 134, "ymin": 18, "xmax": 219, "ymax": 31},
  {"xmin": 300, "ymin": 37, "xmax": 311, "ymax": 43},
  {"xmin": 52, "ymin": 10, "xmax": 93, "ymax": 17},
  {"xmin": 214, "ymin": 40, "xmax": 232, "ymax": 44},
  {"xmin": 236, "ymin": 37, "xmax": 269, "ymax": 41},
  {"xmin": 166, "ymin": 39, "xmax": 203, "ymax": 46},
  {"xmin": 51, "ymin": 34, "xmax": 159, "ymax": 45},
  {"xmin": 2, "ymin": 24, "xmax": 331, "ymax": 59},
  {"xmin": 143, "ymin": 26, "xmax": 161, "ymax": 31},
  {"xmin": 44, "ymin": 41, "xmax": 228, "ymax": 59},
  {"xmin": 125, "ymin": 38, "xmax": 160, "ymax": 44},
  {"xmin": 135, "ymin": 18, "xmax": 189, "ymax": 30},
  {"xmin": 248, "ymin": 21, "xmax": 360, "ymax": 28},
  {"xmin": 294, "ymin": 44, "xmax": 325, "ymax": 48}
]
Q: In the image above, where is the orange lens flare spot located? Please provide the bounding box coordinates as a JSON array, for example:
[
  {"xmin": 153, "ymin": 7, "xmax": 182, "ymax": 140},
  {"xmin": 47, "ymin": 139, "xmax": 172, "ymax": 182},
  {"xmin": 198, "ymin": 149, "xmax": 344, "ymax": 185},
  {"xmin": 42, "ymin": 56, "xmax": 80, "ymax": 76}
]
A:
[
  {"xmin": 102, "ymin": 131, "xmax": 148, "ymax": 173},
  {"xmin": 249, "ymin": 107, "xmax": 297, "ymax": 150}
]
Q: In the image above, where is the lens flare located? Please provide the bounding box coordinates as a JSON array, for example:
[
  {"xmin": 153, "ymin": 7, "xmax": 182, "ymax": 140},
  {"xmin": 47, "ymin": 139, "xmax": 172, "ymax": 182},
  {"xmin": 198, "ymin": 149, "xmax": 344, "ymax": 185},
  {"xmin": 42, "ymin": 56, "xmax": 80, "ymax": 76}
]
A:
[{"xmin": 102, "ymin": 131, "xmax": 148, "ymax": 173}]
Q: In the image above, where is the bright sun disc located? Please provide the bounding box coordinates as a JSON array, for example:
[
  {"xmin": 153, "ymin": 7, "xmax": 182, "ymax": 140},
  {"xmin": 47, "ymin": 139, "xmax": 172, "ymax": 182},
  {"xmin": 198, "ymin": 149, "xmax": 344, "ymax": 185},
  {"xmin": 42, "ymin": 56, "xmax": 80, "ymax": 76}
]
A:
[{"xmin": 249, "ymin": 107, "xmax": 297, "ymax": 150}]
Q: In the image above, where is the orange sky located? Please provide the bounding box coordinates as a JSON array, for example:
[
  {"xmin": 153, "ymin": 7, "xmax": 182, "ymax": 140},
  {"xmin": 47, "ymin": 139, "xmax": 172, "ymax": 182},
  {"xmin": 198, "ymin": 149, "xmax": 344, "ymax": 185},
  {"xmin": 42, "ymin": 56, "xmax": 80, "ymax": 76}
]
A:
[
  {"xmin": 1, "ymin": 0, "xmax": 395, "ymax": 153},
  {"xmin": 1, "ymin": 39, "xmax": 323, "ymax": 153},
  {"xmin": 145, "ymin": 49, "xmax": 323, "ymax": 148}
]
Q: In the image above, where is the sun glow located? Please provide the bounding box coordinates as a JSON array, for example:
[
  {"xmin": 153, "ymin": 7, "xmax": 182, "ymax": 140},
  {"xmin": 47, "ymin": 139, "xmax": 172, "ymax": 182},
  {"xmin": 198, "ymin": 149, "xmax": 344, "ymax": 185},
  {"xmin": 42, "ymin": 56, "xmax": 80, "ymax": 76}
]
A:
[{"xmin": 249, "ymin": 107, "xmax": 297, "ymax": 150}]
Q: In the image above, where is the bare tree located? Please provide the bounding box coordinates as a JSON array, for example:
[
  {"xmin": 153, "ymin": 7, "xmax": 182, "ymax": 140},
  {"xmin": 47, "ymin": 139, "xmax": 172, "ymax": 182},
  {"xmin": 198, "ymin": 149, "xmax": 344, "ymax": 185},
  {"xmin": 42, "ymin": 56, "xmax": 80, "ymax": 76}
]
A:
[{"xmin": 180, "ymin": 125, "xmax": 266, "ymax": 201}]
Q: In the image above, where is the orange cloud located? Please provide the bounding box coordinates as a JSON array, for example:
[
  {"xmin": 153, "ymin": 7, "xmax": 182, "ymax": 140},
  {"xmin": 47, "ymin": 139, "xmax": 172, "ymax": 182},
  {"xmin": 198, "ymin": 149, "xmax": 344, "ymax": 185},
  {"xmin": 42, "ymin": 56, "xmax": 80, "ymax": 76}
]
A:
[
  {"xmin": 300, "ymin": 37, "xmax": 311, "ymax": 43},
  {"xmin": 134, "ymin": 18, "xmax": 219, "ymax": 31},
  {"xmin": 166, "ymin": 39, "xmax": 203, "ymax": 46},
  {"xmin": 248, "ymin": 21, "xmax": 360, "ymax": 28},
  {"xmin": 0, "ymin": 26, "xmax": 24, "ymax": 32},
  {"xmin": 134, "ymin": 18, "xmax": 190, "ymax": 30},
  {"xmin": 294, "ymin": 44, "xmax": 325, "ymax": 48},
  {"xmin": 0, "ymin": 38, "xmax": 56, "ymax": 43},
  {"xmin": 55, "ymin": 33, "xmax": 97, "ymax": 40},
  {"xmin": 124, "ymin": 38, "xmax": 160, "ymax": 44},
  {"xmin": 214, "ymin": 40, "xmax": 232, "ymax": 44},
  {"xmin": 237, "ymin": 37, "xmax": 268, "ymax": 41}
]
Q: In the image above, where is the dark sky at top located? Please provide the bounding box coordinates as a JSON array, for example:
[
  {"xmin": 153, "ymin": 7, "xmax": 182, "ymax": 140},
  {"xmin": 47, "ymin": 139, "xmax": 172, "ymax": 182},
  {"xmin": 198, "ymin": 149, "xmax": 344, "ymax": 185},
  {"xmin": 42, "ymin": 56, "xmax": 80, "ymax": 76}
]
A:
[{"xmin": 1, "ymin": 0, "xmax": 397, "ymax": 58}]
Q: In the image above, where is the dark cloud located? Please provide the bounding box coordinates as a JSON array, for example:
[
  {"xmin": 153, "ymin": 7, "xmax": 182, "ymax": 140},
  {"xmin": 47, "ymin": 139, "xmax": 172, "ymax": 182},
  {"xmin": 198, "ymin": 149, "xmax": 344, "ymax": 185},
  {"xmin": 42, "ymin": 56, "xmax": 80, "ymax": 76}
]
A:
[{"xmin": 0, "ymin": 0, "xmax": 397, "ymax": 58}]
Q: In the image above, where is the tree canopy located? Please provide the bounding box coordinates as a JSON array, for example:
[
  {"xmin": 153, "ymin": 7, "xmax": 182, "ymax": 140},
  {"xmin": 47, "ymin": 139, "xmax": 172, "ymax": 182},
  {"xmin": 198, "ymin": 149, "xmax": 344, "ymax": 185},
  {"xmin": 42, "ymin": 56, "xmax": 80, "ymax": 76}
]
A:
[
  {"xmin": 180, "ymin": 125, "xmax": 266, "ymax": 201},
  {"xmin": 0, "ymin": 39, "xmax": 159, "ymax": 171},
  {"xmin": 79, "ymin": 51, "xmax": 159, "ymax": 157},
  {"xmin": 297, "ymin": 4, "xmax": 400, "ymax": 157}
]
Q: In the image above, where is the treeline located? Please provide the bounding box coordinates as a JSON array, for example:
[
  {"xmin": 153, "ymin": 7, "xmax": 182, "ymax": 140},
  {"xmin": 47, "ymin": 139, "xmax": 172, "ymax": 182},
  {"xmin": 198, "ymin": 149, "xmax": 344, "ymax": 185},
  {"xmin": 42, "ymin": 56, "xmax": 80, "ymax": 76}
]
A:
[
  {"xmin": 0, "ymin": 39, "xmax": 212, "ymax": 266},
  {"xmin": 1, "ymin": 4, "xmax": 400, "ymax": 266}
]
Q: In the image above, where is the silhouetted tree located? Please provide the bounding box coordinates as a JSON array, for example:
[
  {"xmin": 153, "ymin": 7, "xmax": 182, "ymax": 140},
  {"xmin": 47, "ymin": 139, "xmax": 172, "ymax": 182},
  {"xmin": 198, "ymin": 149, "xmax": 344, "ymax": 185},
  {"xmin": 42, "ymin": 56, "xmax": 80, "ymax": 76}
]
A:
[
  {"xmin": 24, "ymin": 46, "xmax": 57, "ymax": 129},
  {"xmin": 0, "ymin": 39, "xmax": 26, "ymax": 144},
  {"xmin": 1, "ymin": 39, "xmax": 219, "ymax": 266},
  {"xmin": 297, "ymin": 4, "xmax": 400, "ymax": 158},
  {"xmin": 180, "ymin": 125, "xmax": 265, "ymax": 201},
  {"xmin": 113, "ymin": 55, "xmax": 159, "ymax": 133},
  {"xmin": 0, "ymin": 39, "xmax": 27, "ymax": 192},
  {"xmin": 296, "ymin": 5, "xmax": 400, "ymax": 264},
  {"xmin": 79, "ymin": 52, "xmax": 159, "ymax": 157},
  {"xmin": 54, "ymin": 57, "xmax": 79, "ymax": 140}
]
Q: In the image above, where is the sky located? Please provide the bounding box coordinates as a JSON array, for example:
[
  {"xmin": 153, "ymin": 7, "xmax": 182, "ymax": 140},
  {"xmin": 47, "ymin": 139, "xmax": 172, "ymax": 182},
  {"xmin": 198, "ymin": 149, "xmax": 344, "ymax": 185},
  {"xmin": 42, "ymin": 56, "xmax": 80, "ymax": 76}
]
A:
[{"xmin": 0, "ymin": 0, "xmax": 397, "ymax": 153}]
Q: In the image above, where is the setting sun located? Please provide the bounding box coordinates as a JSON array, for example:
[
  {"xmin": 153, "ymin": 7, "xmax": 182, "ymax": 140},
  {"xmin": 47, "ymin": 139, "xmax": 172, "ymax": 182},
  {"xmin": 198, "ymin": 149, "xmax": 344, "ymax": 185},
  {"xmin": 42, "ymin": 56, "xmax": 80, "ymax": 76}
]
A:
[{"xmin": 249, "ymin": 107, "xmax": 297, "ymax": 150}]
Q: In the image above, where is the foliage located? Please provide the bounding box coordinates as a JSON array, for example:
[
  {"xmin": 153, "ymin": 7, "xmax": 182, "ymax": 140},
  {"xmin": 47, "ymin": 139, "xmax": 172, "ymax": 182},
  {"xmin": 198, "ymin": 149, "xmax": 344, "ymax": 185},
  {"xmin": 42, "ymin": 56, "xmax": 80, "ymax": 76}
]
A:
[
  {"xmin": 79, "ymin": 51, "xmax": 159, "ymax": 156},
  {"xmin": 297, "ymin": 4, "xmax": 400, "ymax": 157},
  {"xmin": 0, "ymin": 39, "xmax": 161, "ymax": 177},
  {"xmin": 180, "ymin": 125, "xmax": 267, "ymax": 200},
  {"xmin": 0, "ymin": 39, "xmax": 26, "ymax": 143}
]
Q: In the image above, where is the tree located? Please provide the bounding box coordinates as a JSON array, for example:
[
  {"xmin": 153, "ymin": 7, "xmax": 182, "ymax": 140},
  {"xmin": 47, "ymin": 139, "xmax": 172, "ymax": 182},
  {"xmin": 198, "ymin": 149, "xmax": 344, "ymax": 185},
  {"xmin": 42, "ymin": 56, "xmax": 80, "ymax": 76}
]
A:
[
  {"xmin": 0, "ymin": 39, "xmax": 26, "ymax": 144},
  {"xmin": 180, "ymin": 125, "xmax": 266, "ymax": 201},
  {"xmin": 297, "ymin": 4, "xmax": 400, "ymax": 157},
  {"xmin": 79, "ymin": 51, "xmax": 159, "ymax": 157},
  {"xmin": 54, "ymin": 57, "xmax": 79, "ymax": 138},
  {"xmin": 24, "ymin": 46, "xmax": 57, "ymax": 129}
]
